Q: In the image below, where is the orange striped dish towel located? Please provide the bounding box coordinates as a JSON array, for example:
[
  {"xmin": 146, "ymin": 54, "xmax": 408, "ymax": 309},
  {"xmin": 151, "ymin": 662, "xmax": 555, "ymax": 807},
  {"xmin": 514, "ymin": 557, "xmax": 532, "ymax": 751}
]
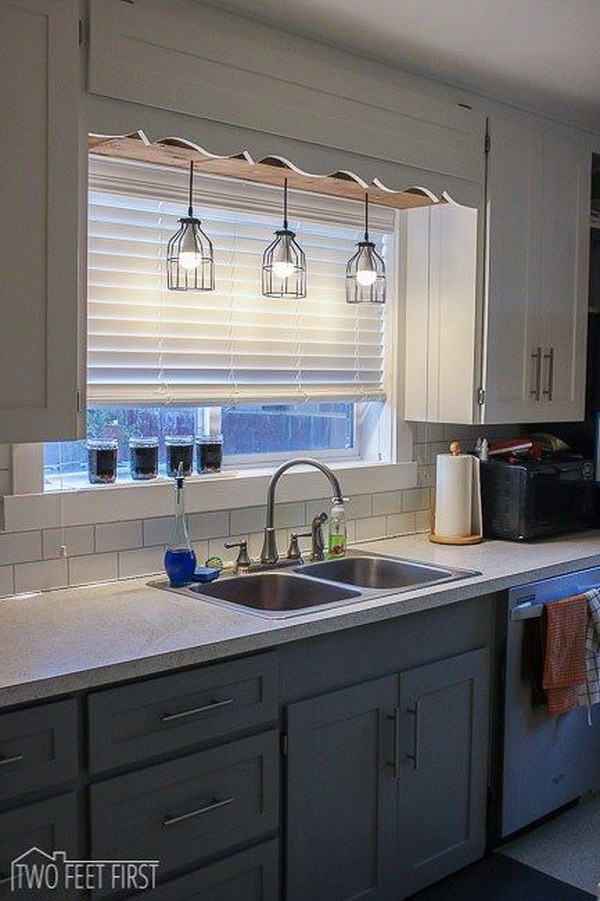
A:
[{"xmin": 542, "ymin": 594, "xmax": 587, "ymax": 716}]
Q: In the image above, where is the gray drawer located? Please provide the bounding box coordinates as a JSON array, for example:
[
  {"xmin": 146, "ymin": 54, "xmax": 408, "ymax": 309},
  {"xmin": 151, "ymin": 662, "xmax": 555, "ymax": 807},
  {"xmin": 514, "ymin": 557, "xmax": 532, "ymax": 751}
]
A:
[
  {"xmin": 90, "ymin": 731, "xmax": 279, "ymax": 880},
  {"xmin": 0, "ymin": 700, "xmax": 79, "ymax": 801},
  {"xmin": 88, "ymin": 653, "xmax": 279, "ymax": 772},
  {"xmin": 0, "ymin": 793, "xmax": 78, "ymax": 900},
  {"xmin": 144, "ymin": 840, "xmax": 279, "ymax": 900}
]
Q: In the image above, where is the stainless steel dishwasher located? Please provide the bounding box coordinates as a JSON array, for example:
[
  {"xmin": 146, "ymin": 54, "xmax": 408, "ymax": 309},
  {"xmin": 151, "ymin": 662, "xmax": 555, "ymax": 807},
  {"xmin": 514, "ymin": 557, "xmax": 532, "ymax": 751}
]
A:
[{"xmin": 496, "ymin": 565, "xmax": 600, "ymax": 838}]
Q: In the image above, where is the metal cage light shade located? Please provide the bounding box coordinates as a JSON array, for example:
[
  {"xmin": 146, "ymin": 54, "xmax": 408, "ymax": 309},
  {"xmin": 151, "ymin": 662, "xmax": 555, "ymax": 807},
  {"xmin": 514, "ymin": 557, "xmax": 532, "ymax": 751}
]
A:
[
  {"xmin": 346, "ymin": 193, "xmax": 386, "ymax": 304},
  {"xmin": 167, "ymin": 161, "xmax": 215, "ymax": 291},
  {"xmin": 262, "ymin": 178, "xmax": 307, "ymax": 298}
]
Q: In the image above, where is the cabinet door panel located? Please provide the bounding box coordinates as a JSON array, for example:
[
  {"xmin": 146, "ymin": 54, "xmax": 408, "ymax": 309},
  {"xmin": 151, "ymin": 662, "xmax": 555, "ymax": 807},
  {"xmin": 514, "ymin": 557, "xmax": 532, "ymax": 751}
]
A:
[
  {"xmin": 539, "ymin": 135, "xmax": 590, "ymax": 420},
  {"xmin": 397, "ymin": 648, "xmax": 490, "ymax": 896},
  {"xmin": 0, "ymin": 0, "xmax": 83, "ymax": 443},
  {"xmin": 286, "ymin": 677, "xmax": 397, "ymax": 901},
  {"xmin": 0, "ymin": 793, "xmax": 78, "ymax": 900},
  {"xmin": 483, "ymin": 117, "xmax": 543, "ymax": 423}
]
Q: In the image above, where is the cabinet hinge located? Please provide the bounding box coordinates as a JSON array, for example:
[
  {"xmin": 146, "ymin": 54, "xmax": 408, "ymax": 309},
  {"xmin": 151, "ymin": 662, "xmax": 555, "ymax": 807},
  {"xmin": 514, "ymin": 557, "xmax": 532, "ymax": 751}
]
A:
[
  {"xmin": 484, "ymin": 133, "xmax": 491, "ymax": 154},
  {"xmin": 281, "ymin": 733, "xmax": 288, "ymax": 756},
  {"xmin": 477, "ymin": 388, "xmax": 486, "ymax": 405}
]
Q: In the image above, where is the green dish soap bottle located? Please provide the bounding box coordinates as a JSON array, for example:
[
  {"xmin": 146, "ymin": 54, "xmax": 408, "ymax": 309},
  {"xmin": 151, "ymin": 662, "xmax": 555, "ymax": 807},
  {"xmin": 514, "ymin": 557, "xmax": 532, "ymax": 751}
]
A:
[
  {"xmin": 328, "ymin": 500, "xmax": 347, "ymax": 558},
  {"xmin": 164, "ymin": 463, "xmax": 197, "ymax": 586}
]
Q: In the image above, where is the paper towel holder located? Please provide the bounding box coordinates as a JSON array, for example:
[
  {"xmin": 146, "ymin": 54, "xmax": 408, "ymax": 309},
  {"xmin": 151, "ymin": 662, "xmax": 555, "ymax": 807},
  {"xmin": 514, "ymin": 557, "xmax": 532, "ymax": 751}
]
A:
[{"xmin": 429, "ymin": 441, "xmax": 483, "ymax": 546}]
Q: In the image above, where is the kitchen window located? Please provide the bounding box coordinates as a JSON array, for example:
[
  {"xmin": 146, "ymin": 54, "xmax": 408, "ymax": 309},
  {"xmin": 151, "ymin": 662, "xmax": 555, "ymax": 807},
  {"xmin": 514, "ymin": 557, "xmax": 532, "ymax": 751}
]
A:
[{"xmin": 42, "ymin": 157, "xmax": 398, "ymax": 490}]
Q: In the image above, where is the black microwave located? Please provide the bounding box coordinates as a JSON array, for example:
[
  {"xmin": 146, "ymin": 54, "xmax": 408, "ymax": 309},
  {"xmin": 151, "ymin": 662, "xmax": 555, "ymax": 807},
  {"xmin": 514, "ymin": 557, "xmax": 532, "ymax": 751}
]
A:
[{"xmin": 479, "ymin": 457, "xmax": 596, "ymax": 541}]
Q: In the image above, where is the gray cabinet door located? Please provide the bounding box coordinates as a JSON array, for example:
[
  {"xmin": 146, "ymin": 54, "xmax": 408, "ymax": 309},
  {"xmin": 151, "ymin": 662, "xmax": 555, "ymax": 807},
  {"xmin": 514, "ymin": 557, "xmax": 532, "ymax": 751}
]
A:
[
  {"xmin": 286, "ymin": 676, "xmax": 397, "ymax": 901},
  {"xmin": 396, "ymin": 648, "xmax": 490, "ymax": 896}
]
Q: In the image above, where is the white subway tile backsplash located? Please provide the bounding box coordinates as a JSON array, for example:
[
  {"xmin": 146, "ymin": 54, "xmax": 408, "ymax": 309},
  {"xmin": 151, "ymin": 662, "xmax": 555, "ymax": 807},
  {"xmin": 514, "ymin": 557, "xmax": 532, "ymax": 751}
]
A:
[
  {"xmin": 189, "ymin": 510, "xmax": 230, "ymax": 542},
  {"xmin": 43, "ymin": 526, "xmax": 95, "ymax": 560},
  {"xmin": 143, "ymin": 517, "xmax": 171, "ymax": 547},
  {"xmin": 355, "ymin": 516, "xmax": 386, "ymax": 542},
  {"xmin": 402, "ymin": 488, "xmax": 430, "ymax": 513},
  {"xmin": 118, "ymin": 545, "xmax": 166, "ymax": 579},
  {"xmin": 0, "ymin": 565, "xmax": 14, "ymax": 597},
  {"xmin": 415, "ymin": 510, "xmax": 430, "ymax": 532},
  {"xmin": 385, "ymin": 512, "xmax": 416, "ymax": 536},
  {"xmin": 417, "ymin": 465, "xmax": 435, "ymax": 488},
  {"xmin": 345, "ymin": 495, "xmax": 372, "ymax": 519},
  {"xmin": 372, "ymin": 491, "xmax": 403, "ymax": 516},
  {"xmin": 15, "ymin": 559, "xmax": 68, "ymax": 593},
  {"xmin": 96, "ymin": 520, "xmax": 143, "ymax": 553},
  {"xmin": 229, "ymin": 506, "xmax": 266, "ymax": 536},
  {"xmin": 0, "ymin": 471, "xmax": 11, "ymax": 496},
  {"xmin": 0, "ymin": 531, "xmax": 42, "ymax": 566},
  {"xmin": 69, "ymin": 553, "xmax": 118, "ymax": 587}
]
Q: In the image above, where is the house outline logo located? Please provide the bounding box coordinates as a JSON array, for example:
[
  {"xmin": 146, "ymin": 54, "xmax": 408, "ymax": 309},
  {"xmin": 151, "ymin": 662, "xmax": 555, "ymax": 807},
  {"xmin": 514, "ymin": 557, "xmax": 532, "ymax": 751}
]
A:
[{"xmin": 9, "ymin": 847, "xmax": 159, "ymax": 893}]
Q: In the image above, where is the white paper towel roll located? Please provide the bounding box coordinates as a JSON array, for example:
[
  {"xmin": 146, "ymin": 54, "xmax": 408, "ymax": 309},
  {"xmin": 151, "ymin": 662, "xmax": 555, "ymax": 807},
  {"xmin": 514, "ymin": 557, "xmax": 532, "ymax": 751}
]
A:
[{"xmin": 434, "ymin": 454, "xmax": 473, "ymax": 538}]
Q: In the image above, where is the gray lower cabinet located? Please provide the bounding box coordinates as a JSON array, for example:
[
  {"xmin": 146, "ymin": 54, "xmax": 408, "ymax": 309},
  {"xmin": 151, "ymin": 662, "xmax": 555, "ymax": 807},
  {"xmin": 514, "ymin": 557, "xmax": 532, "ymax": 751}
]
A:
[
  {"xmin": 144, "ymin": 840, "xmax": 279, "ymax": 900},
  {"xmin": 286, "ymin": 677, "xmax": 398, "ymax": 901},
  {"xmin": 90, "ymin": 731, "xmax": 279, "ymax": 887},
  {"xmin": 396, "ymin": 648, "xmax": 490, "ymax": 896},
  {"xmin": 285, "ymin": 648, "xmax": 490, "ymax": 900},
  {"xmin": 0, "ymin": 793, "xmax": 78, "ymax": 900}
]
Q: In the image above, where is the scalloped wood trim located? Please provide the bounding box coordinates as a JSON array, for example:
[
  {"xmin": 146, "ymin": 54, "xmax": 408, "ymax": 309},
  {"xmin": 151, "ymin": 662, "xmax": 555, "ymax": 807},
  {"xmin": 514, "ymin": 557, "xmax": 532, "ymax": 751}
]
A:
[{"xmin": 88, "ymin": 132, "xmax": 445, "ymax": 211}]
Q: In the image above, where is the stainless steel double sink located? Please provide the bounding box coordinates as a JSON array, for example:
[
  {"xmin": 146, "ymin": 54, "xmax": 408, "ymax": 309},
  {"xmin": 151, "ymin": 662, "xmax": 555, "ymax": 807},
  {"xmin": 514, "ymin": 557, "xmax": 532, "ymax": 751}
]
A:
[{"xmin": 159, "ymin": 551, "xmax": 480, "ymax": 619}]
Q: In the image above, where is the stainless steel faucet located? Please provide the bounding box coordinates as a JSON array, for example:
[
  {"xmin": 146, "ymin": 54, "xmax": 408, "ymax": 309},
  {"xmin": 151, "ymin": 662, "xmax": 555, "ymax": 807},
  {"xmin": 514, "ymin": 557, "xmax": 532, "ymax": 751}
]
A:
[{"xmin": 260, "ymin": 458, "xmax": 344, "ymax": 565}]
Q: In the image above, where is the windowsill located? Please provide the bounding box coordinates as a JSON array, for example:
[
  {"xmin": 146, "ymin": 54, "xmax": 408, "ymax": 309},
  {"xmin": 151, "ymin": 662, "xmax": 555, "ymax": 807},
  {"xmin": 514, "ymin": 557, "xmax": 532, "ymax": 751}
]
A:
[{"xmin": 1, "ymin": 460, "xmax": 417, "ymax": 532}]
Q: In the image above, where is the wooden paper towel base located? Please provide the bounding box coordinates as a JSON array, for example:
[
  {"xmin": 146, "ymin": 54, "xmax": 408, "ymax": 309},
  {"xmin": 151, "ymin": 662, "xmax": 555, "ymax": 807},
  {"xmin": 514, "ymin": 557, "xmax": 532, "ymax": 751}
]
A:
[{"xmin": 429, "ymin": 532, "xmax": 482, "ymax": 546}]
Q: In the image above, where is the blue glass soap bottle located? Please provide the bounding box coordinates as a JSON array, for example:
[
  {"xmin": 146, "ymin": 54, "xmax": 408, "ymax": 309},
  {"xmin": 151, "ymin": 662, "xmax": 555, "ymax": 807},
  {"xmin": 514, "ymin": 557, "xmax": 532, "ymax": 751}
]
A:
[{"xmin": 164, "ymin": 463, "xmax": 196, "ymax": 586}]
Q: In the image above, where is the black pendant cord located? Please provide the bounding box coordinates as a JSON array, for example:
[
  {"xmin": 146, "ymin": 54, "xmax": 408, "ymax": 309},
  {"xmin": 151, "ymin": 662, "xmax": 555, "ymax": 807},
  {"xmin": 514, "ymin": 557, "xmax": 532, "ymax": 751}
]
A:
[
  {"xmin": 283, "ymin": 178, "xmax": 288, "ymax": 230},
  {"xmin": 364, "ymin": 192, "xmax": 370, "ymax": 242},
  {"xmin": 188, "ymin": 161, "xmax": 194, "ymax": 217}
]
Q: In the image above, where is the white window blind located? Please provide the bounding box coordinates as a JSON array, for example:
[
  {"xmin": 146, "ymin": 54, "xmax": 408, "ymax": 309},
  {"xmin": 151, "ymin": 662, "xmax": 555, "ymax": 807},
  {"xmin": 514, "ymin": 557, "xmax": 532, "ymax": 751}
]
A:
[{"xmin": 87, "ymin": 159, "xmax": 393, "ymax": 407}]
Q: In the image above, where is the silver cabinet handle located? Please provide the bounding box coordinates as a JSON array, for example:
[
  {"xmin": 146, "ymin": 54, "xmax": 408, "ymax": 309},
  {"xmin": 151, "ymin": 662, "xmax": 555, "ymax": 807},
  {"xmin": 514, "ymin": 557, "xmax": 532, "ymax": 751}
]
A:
[
  {"xmin": 386, "ymin": 708, "xmax": 400, "ymax": 780},
  {"xmin": 406, "ymin": 703, "xmax": 420, "ymax": 771},
  {"xmin": 163, "ymin": 796, "xmax": 234, "ymax": 827},
  {"xmin": 160, "ymin": 698, "xmax": 233, "ymax": 723},
  {"xmin": 542, "ymin": 347, "xmax": 554, "ymax": 401},
  {"xmin": 530, "ymin": 347, "xmax": 542, "ymax": 400},
  {"xmin": 0, "ymin": 754, "xmax": 24, "ymax": 767}
]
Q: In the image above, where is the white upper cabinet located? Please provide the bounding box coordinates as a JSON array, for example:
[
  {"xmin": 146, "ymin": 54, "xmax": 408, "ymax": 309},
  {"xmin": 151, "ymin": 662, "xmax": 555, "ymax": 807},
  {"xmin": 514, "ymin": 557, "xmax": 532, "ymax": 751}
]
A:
[
  {"xmin": 405, "ymin": 115, "xmax": 591, "ymax": 424},
  {"xmin": 0, "ymin": 0, "xmax": 84, "ymax": 444}
]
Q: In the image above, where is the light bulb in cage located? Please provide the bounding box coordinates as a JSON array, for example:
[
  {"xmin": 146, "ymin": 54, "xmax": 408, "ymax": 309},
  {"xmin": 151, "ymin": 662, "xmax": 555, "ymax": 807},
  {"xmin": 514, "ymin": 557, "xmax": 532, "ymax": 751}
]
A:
[
  {"xmin": 346, "ymin": 192, "xmax": 386, "ymax": 304},
  {"xmin": 167, "ymin": 161, "xmax": 215, "ymax": 292},
  {"xmin": 262, "ymin": 178, "xmax": 307, "ymax": 298}
]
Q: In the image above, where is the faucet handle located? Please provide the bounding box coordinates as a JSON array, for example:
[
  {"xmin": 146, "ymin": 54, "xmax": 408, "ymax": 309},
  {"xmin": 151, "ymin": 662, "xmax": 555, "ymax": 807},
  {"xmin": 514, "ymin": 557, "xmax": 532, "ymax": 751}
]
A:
[
  {"xmin": 224, "ymin": 540, "xmax": 252, "ymax": 573},
  {"xmin": 287, "ymin": 531, "xmax": 312, "ymax": 561}
]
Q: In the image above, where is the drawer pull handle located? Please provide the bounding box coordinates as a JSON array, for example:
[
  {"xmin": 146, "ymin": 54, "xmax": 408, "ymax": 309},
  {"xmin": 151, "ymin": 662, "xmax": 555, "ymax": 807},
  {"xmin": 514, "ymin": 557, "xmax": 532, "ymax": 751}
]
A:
[
  {"xmin": 0, "ymin": 754, "xmax": 24, "ymax": 767},
  {"xmin": 163, "ymin": 796, "xmax": 234, "ymax": 827},
  {"xmin": 160, "ymin": 698, "xmax": 233, "ymax": 723}
]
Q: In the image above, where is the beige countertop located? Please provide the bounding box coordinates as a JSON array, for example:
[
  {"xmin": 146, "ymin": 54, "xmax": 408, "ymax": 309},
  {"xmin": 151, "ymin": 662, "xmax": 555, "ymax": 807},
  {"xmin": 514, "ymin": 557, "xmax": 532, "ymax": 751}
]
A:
[{"xmin": 2, "ymin": 531, "xmax": 600, "ymax": 708}]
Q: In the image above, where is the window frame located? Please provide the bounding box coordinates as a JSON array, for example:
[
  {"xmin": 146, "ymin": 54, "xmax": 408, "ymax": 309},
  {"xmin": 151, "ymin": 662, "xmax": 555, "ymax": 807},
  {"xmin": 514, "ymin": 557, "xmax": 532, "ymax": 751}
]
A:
[{"xmin": 5, "ymin": 165, "xmax": 416, "ymax": 521}]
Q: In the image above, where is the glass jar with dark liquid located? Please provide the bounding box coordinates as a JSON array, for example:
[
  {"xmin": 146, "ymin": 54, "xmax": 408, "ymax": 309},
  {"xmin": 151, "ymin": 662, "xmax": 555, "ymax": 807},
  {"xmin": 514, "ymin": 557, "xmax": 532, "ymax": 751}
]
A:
[
  {"xmin": 87, "ymin": 440, "xmax": 118, "ymax": 484},
  {"xmin": 196, "ymin": 434, "xmax": 223, "ymax": 474},
  {"xmin": 165, "ymin": 436, "xmax": 194, "ymax": 478},
  {"xmin": 129, "ymin": 437, "xmax": 159, "ymax": 480}
]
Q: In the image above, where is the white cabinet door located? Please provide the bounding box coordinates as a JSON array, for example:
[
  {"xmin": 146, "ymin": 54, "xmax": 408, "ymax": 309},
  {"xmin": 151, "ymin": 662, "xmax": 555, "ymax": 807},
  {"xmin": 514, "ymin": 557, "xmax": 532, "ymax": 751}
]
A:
[
  {"xmin": 538, "ymin": 135, "xmax": 590, "ymax": 420},
  {"xmin": 404, "ymin": 203, "xmax": 480, "ymax": 423},
  {"xmin": 0, "ymin": 0, "xmax": 84, "ymax": 443},
  {"xmin": 482, "ymin": 117, "xmax": 544, "ymax": 424}
]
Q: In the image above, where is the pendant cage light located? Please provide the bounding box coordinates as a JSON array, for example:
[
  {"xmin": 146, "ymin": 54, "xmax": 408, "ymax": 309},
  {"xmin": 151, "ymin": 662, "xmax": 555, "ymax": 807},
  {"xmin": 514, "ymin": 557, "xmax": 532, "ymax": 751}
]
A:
[
  {"xmin": 346, "ymin": 193, "xmax": 386, "ymax": 304},
  {"xmin": 262, "ymin": 178, "xmax": 307, "ymax": 298},
  {"xmin": 167, "ymin": 161, "xmax": 215, "ymax": 291}
]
